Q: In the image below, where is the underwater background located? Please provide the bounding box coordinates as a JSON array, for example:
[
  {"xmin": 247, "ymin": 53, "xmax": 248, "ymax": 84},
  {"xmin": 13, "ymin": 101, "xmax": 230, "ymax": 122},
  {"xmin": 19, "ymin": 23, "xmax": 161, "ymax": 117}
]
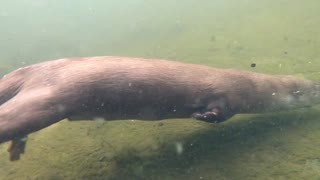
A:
[{"xmin": 1, "ymin": 0, "xmax": 320, "ymax": 179}]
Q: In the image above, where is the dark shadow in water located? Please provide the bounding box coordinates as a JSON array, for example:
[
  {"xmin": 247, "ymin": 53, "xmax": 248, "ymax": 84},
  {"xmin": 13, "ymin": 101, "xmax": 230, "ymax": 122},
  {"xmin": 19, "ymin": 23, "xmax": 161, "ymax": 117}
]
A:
[{"xmin": 105, "ymin": 108, "xmax": 320, "ymax": 180}]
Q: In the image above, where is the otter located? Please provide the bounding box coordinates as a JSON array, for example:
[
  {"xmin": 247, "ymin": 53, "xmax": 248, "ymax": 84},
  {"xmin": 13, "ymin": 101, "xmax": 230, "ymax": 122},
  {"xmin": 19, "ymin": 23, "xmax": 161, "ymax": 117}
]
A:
[{"xmin": 0, "ymin": 56, "xmax": 319, "ymax": 160}]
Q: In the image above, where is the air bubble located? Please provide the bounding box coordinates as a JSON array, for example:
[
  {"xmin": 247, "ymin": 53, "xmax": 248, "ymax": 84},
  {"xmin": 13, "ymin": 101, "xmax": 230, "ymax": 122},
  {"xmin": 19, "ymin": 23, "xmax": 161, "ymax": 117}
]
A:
[{"xmin": 175, "ymin": 142, "xmax": 183, "ymax": 155}]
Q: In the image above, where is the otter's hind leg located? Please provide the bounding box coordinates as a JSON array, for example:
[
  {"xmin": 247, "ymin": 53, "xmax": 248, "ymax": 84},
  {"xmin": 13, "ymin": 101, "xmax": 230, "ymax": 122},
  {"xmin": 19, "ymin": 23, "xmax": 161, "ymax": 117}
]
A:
[{"xmin": 0, "ymin": 88, "xmax": 69, "ymax": 160}]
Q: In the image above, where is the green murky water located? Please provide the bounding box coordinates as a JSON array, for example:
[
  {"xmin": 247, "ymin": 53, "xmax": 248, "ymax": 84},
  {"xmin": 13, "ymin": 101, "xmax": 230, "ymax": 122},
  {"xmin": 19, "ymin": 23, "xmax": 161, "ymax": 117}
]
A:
[{"xmin": 1, "ymin": 0, "xmax": 320, "ymax": 179}]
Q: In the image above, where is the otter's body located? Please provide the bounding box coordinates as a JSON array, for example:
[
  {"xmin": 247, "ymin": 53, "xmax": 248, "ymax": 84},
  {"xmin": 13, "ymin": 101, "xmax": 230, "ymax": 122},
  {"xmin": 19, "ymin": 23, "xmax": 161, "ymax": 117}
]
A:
[{"xmin": 0, "ymin": 56, "xmax": 318, "ymax": 160}]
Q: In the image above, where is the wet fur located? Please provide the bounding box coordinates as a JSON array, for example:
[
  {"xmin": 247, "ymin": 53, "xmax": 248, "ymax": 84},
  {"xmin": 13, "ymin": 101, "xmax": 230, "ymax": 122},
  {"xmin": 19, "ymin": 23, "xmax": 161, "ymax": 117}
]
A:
[{"xmin": 0, "ymin": 56, "xmax": 318, "ymax": 160}]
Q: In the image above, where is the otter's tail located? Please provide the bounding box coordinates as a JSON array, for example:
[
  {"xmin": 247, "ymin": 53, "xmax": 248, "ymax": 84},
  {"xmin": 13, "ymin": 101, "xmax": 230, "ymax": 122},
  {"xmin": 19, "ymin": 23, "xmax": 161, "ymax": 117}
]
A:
[{"xmin": 0, "ymin": 69, "xmax": 25, "ymax": 106}]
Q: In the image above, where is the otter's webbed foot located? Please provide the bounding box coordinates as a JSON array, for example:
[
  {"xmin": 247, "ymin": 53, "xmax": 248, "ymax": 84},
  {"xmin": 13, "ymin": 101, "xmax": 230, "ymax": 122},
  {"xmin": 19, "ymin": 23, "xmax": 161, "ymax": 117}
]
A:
[
  {"xmin": 191, "ymin": 108, "xmax": 227, "ymax": 123},
  {"xmin": 7, "ymin": 136, "xmax": 28, "ymax": 161}
]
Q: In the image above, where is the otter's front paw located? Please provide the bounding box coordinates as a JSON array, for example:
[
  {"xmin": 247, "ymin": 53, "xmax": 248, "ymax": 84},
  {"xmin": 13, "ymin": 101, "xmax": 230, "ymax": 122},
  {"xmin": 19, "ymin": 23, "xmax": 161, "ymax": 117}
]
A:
[{"xmin": 191, "ymin": 109, "xmax": 226, "ymax": 123}]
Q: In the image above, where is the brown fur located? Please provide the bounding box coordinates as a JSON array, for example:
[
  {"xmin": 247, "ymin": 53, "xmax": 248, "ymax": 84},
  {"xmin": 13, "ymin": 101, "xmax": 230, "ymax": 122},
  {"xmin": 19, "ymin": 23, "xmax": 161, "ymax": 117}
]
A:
[{"xmin": 0, "ymin": 56, "xmax": 318, "ymax": 160}]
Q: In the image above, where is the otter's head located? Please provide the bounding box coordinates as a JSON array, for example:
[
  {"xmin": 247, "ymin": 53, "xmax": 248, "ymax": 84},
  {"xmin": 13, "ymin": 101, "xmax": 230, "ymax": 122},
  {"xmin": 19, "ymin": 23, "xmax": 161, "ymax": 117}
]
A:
[{"xmin": 269, "ymin": 76, "xmax": 320, "ymax": 111}]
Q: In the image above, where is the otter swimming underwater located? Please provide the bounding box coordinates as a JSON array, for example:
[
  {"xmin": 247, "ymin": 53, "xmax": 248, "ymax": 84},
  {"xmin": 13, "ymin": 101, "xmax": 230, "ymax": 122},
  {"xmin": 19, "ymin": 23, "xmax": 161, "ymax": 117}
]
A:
[{"xmin": 0, "ymin": 56, "xmax": 319, "ymax": 160}]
